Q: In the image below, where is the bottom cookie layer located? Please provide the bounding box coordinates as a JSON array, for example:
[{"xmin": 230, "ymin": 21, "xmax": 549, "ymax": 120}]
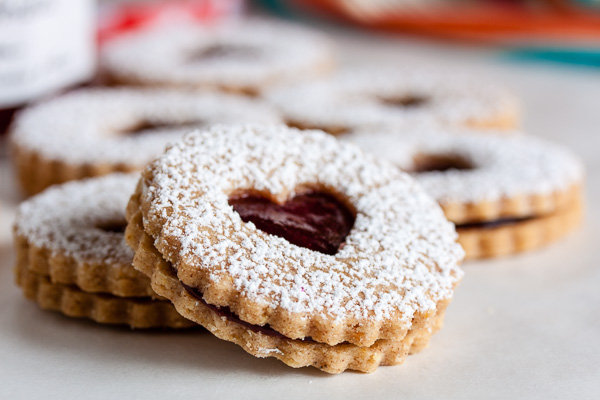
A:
[
  {"xmin": 126, "ymin": 205, "xmax": 453, "ymax": 374},
  {"xmin": 458, "ymin": 200, "xmax": 583, "ymax": 260},
  {"xmin": 15, "ymin": 264, "xmax": 196, "ymax": 329}
]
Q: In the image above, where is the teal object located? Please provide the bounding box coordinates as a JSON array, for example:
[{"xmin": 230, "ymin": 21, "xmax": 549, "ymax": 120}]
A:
[
  {"xmin": 573, "ymin": 0, "xmax": 600, "ymax": 7},
  {"xmin": 506, "ymin": 48, "xmax": 600, "ymax": 68},
  {"xmin": 254, "ymin": 0, "xmax": 295, "ymax": 17}
]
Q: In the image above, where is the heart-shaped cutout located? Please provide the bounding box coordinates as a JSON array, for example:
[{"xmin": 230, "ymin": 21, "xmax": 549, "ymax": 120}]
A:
[{"xmin": 230, "ymin": 192, "xmax": 355, "ymax": 255}]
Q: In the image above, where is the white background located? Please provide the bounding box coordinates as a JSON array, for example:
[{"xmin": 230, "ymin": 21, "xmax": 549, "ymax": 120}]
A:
[{"xmin": 0, "ymin": 21, "xmax": 599, "ymax": 400}]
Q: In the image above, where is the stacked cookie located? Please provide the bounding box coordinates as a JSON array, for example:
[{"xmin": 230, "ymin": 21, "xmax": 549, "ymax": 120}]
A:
[
  {"xmin": 345, "ymin": 126, "xmax": 584, "ymax": 259},
  {"xmin": 123, "ymin": 125, "xmax": 464, "ymax": 373},
  {"xmin": 13, "ymin": 174, "xmax": 194, "ymax": 329},
  {"xmin": 9, "ymin": 16, "xmax": 584, "ymax": 374}
]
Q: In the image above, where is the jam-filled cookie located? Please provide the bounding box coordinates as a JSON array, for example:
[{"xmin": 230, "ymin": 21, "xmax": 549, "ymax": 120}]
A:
[
  {"xmin": 11, "ymin": 88, "xmax": 281, "ymax": 196},
  {"xmin": 101, "ymin": 19, "xmax": 333, "ymax": 95},
  {"xmin": 265, "ymin": 67, "xmax": 518, "ymax": 135},
  {"xmin": 125, "ymin": 124, "xmax": 464, "ymax": 373},
  {"xmin": 13, "ymin": 174, "xmax": 194, "ymax": 328},
  {"xmin": 346, "ymin": 127, "xmax": 584, "ymax": 259},
  {"xmin": 15, "ymin": 264, "xmax": 192, "ymax": 329}
]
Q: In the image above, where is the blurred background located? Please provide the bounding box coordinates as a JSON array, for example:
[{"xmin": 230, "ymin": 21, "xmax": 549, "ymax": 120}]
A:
[{"xmin": 2, "ymin": 0, "xmax": 600, "ymax": 137}]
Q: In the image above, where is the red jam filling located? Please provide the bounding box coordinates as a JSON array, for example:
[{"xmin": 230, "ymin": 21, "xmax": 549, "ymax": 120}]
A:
[
  {"xmin": 229, "ymin": 191, "xmax": 355, "ymax": 256},
  {"xmin": 181, "ymin": 278, "xmax": 317, "ymax": 343},
  {"xmin": 456, "ymin": 216, "xmax": 534, "ymax": 230}
]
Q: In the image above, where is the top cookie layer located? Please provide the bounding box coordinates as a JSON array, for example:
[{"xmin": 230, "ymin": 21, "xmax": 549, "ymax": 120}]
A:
[
  {"xmin": 136, "ymin": 124, "xmax": 464, "ymax": 346},
  {"xmin": 265, "ymin": 67, "xmax": 518, "ymax": 132},
  {"xmin": 101, "ymin": 19, "xmax": 333, "ymax": 93},
  {"xmin": 11, "ymin": 88, "xmax": 282, "ymax": 165},
  {"xmin": 345, "ymin": 126, "xmax": 584, "ymax": 222}
]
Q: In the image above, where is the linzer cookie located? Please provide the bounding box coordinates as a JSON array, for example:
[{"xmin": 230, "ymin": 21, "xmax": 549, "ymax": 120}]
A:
[
  {"xmin": 264, "ymin": 67, "xmax": 518, "ymax": 135},
  {"xmin": 125, "ymin": 124, "xmax": 464, "ymax": 373},
  {"xmin": 101, "ymin": 19, "xmax": 333, "ymax": 95},
  {"xmin": 15, "ymin": 263, "xmax": 193, "ymax": 329},
  {"xmin": 11, "ymin": 88, "xmax": 281, "ymax": 196},
  {"xmin": 13, "ymin": 174, "xmax": 194, "ymax": 328},
  {"xmin": 346, "ymin": 127, "xmax": 584, "ymax": 259}
]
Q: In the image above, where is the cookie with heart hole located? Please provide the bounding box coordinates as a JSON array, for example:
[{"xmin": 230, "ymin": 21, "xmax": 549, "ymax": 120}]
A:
[
  {"xmin": 125, "ymin": 124, "xmax": 464, "ymax": 373},
  {"xmin": 345, "ymin": 127, "xmax": 584, "ymax": 259},
  {"xmin": 10, "ymin": 88, "xmax": 281, "ymax": 196},
  {"xmin": 264, "ymin": 67, "xmax": 518, "ymax": 135},
  {"xmin": 13, "ymin": 173, "xmax": 194, "ymax": 329},
  {"xmin": 101, "ymin": 18, "xmax": 333, "ymax": 95}
]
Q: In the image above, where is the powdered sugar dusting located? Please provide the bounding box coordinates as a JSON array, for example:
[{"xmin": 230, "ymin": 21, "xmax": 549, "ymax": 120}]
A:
[
  {"xmin": 11, "ymin": 88, "xmax": 282, "ymax": 164},
  {"xmin": 14, "ymin": 174, "xmax": 138, "ymax": 265},
  {"xmin": 101, "ymin": 18, "xmax": 332, "ymax": 90},
  {"xmin": 142, "ymin": 124, "xmax": 464, "ymax": 323},
  {"xmin": 346, "ymin": 126, "xmax": 584, "ymax": 204},
  {"xmin": 265, "ymin": 67, "xmax": 517, "ymax": 129}
]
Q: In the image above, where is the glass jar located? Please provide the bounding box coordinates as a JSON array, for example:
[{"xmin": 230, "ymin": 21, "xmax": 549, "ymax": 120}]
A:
[{"xmin": 0, "ymin": 0, "xmax": 96, "ymax": 134}]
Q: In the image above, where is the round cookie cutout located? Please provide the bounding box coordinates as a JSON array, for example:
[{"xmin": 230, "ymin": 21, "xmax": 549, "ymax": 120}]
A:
[
  {"xmin": 345, "ymin": 127, "xmax": 584, "ymax": 259},
  {"xmin": 265, "ymin": 67, "xmax": 518, "ymax": 135},
  {"xmin": 125, "ymin": 124, "xmax": 464, "ymax": 373},
  {"xmin": 101, "ymin": 19, "xmax": 333, "ymax": 95},
  {"xmin": 11, "ymin": 88, "xmax": 282, "ymax": 196}
]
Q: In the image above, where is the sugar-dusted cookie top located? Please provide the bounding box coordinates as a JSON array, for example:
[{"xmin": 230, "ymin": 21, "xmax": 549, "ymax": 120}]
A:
[
  {"xmin": 265, "ymin": 67, "xmax": 518, "ymax": 133},
  {"xmin": 137, "ymin": 124, "xmax": 464, "ymax": 346},
  {"xmin": 11, "ymin": 88, "xmax": 282, "ymax": 166},
  {"xmin": 15, "ymin": 174, "xmax": 138, "ymax": 265},
  {"xmin": 101, "ymin": 18, "xmax": 333, "ymax": 93},
  {"xmin": 347, "ymin": 127, "xmax": 583, "ymax": 204},
  {"xmin": 346, "ymin": 126, "xmax": 584, "ymax": 223}
]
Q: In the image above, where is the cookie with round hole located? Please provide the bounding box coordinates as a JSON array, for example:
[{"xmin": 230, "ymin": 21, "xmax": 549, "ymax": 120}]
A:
[
  {"xmin": 264, "ymin": 67, "xmax": 518, "ymax": 135},
  {"xmin": 10, "ymin": 88, "xmax": 282, "ymax": 196},
  {"xmin": 12, "ymin": 173, "xmax": 195, "ymax": 328},
  {"xmin": 125, "ymin": 124, "xmax": 464, "ymax": 373},
  {"xmin": 101, "ymin": 18, "xmax": 333, "ymax": 96},
  {"xmin": 345, "ymin": 127, "xmax": 584, "ymax": 259}
]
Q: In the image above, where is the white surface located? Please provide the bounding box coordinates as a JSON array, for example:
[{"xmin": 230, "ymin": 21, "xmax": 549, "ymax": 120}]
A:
[{"xmin": 1, "ymin": 22, "xmax": 600, "ymax": 400}]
